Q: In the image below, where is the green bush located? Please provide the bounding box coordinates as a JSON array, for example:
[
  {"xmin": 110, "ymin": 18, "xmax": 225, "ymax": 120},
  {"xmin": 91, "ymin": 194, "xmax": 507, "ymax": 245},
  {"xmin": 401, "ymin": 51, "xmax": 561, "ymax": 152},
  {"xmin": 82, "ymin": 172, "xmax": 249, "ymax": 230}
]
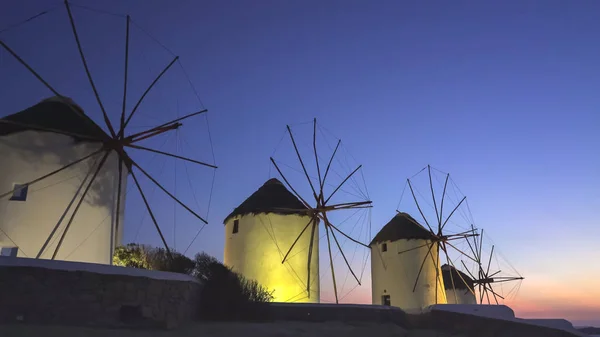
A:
[
  {"xmin": 112, "ymin": 243, "xmax": 151, "ymax": 269},
  {"xmin": 113, "ymin": 244, "xmax": 195, "ymax": 275}
]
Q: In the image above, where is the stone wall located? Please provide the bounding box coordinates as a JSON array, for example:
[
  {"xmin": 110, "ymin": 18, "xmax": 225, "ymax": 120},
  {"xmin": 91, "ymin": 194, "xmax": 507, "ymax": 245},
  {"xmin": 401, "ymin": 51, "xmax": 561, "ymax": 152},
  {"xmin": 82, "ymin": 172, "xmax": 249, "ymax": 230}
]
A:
[{"xmin": 0, "ymin": 257, "xmax": 201, "ymax": 329}]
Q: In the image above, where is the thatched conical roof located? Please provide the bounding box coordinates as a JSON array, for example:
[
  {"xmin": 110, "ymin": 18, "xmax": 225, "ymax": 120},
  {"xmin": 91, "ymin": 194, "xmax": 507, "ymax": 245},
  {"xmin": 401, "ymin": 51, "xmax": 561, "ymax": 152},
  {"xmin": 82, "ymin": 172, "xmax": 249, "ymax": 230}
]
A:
[
  {"xmin": 223, "ymin": 178, "xmax": 310, "ymax": 224},
  {"xmin": 369, "ymin": 212, "xmax": 434, "ymax": 246},
  {"xmin": 1, "ymin": 96, "xmax": 109, "ymax": 141},
  {"xmin": 441, "ymin": 264, "xmax": 474, "ymax": 290}
]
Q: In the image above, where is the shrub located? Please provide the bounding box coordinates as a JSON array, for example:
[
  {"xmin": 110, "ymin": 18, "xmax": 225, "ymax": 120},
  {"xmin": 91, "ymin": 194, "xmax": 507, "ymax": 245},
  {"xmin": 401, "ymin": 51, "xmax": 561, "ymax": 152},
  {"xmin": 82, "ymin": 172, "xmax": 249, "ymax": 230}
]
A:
[
  {"xmin": 113, "ymin": 244, "xmax": 195, "ymax": 275},
  {"xmin": 112, "ymin": 243, "xmax": 151, "ymax": 269},
  {"xmin": 147, "ymin": 248, "xmax": 195, "ymax": 275},
  {"xmin": 192, "ymin": 252, "xmax": 274, "ymax": 321}
]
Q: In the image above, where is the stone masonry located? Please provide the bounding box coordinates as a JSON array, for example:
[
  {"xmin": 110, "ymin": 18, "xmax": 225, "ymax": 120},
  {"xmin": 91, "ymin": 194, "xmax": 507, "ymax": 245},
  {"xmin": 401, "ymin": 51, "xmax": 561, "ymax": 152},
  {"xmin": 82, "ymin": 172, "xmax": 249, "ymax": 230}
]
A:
[{"xmin": 0, "ymin": 260, "xmax": 201, "ymax": 329}]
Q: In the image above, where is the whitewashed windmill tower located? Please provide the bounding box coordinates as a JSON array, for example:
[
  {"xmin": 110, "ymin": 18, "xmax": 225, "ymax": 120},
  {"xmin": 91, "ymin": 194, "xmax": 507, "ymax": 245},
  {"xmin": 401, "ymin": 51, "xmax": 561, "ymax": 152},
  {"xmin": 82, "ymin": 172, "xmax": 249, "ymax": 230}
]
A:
[
  {"xmin": 0, "ymin": 97, "xmax": 126, "ymax": 264},
  {"xmin": 0, "ymin": 2, "xmax": 217, "ymax": 265},
  {"xmin": 370, "ymin": 212, "xmax": 446, "ymax": 311},
  {"xmin": 223, "ymin": 178, "xmax": 320, "ymax": 303},
  {"xmin": 441, "ymin": 264, "xmax": 476, "ymax": 304}
]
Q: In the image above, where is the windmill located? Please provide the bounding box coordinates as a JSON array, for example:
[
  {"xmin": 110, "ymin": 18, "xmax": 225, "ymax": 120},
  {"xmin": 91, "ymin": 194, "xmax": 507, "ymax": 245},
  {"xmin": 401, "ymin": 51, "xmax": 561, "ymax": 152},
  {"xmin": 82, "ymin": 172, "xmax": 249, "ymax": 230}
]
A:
[
  {"xmin": 0, "ymin": 1, "xmax": 216, "ymax": 263},
  {"xmin": 395, "ymin": 165, "xmax": 480, "ymax": 306},
  {"xmin": 268, "ymin": 118, "xmax": 372, "ymax": 304},
  {"xmin": 462, "ymin": 226, "xmax": 525, "ymax": 305}
]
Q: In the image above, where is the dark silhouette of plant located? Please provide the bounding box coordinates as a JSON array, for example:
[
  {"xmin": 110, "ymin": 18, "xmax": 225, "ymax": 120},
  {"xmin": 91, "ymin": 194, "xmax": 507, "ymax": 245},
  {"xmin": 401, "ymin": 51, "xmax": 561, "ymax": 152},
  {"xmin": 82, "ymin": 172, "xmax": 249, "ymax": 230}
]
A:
[
  {"xmin": 147, "ymin": 248, "xmax": 195, "ymax": 275},
  {"xmin": 192, "ymin": 252, "xmax": 273, "ymax": 321}
]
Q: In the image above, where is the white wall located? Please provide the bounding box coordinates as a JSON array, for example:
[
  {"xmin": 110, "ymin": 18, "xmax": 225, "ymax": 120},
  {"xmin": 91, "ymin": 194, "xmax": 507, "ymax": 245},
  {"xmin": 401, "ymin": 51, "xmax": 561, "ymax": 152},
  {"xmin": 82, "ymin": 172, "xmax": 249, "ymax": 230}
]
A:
[
  {"xmin": 371, "ymin": 238, "xmax": 447, "ymax": 312},
  {"xmin": 0, "ymin": 130, "xmax": 125, "ymax": 264},
  {"xmin": 224, "ymin": 213, "xmax": 320, "ymax": 303},
  {"xmin": 445, "ymin": 287, "xmax": 477, "ymax": 304}
]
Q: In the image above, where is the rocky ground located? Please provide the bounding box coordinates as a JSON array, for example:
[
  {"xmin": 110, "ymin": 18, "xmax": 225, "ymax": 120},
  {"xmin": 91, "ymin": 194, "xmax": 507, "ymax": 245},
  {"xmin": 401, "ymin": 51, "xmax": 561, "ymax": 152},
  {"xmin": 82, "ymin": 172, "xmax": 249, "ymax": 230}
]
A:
[{"xmin": 0, "ymin": 321, "xmax": 460, "ymax": 337}]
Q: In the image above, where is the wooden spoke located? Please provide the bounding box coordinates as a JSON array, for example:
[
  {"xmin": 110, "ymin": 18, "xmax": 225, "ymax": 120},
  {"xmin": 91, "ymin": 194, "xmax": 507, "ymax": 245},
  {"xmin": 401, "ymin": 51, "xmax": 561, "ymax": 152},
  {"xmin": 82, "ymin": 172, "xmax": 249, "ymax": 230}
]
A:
[
  {"xmin": 123, "ymin": 56, "xmax": 179, "ymax": 130},
  {"xmin": 131, "ymin": 160, "xmax": 208, "ymax": 224},
  {"xmin": 36, "ymin": 151, "xmax": 102, "ymax": 258},
  {"xmin": 127, "ymin": 109, "xmax": 207, "ymax": 141},
  {"xmin": 445, "ymin": 241, "xmax": 479, "ymax": 263},
  {"xmin": 428, "ymin": 242, "xmax": 442, "ymax": 303},
  {"xmin": 324, "ymin": 165, "xmax": 362, "ymax": 204},
  {"xmin": 440, "ymin": 196, "xmax": 466, "ymax": 231},
  {"xmin": 129, "ymin": 167, "xmax": 172, "ymax": 258},
  {"xmin": 0, "ymin": 149, "xmax": 103, "ymax": 199},
  {"xmin": 483, "ymin": 277, "xmax": 524, "ymax": 284},
  {"xmin": 65, "ymin": 1, "xmax": 116, "ymax": 138},
  {"xmin": 312, "ymin": 119, "xmax": 323, "ymax": 199},
  {"xmin": 441, "ymin": 244, "xmax": 458, "ymax": 303},
  {"xmin": 324, "ymin": 222, "xmax": 339, "ymax": 304},
  {"xmin": 286, "ymin": 125, "xmax": 318, "ymax": 200},
  {"xmin": 465, "ymin": 226, "xmax": 479, "ymax": 259},
  {"xmin": 328, "ymin": 201, "xmax": 372, "ymax": 209},
  {"xmin": 407, "ymin": 179, "xmax": 434, "ymax": 233},
  {"xmin": 460, "ymin": 260, "xmax": 478, "ymax": 280},
  {"xmin": 126, "ymin": 144, "xmax": 217, "ymax": 169},
  {"xmin": 129, "ymin": 123, "xmax": 181, "ymax": 143},
  {"xmin": 324, "ymin": 218, "xmax": 369, "ymax": 248},
  {"xmin": 119, "ymin": 15, "xmax": 130, "ymax": 139},
  {"xmin": 479, "ymin": 229, "xmax": 484, "ymax": 263},
  {"xmin": 281, "ymin": 215, "xmax": 315, "ymax": 264},
  {"xmin": 442, "ymin": 243, "xmax": 476, "ymax": 296},
  {"xmin": 270, "ymin": 201, "xmax": 371, "ymax": 214},
  {"xmin": 328, "ymin": 221, "xmax": 361, "ymax": 285},
  {"xmin": 397, "ymin": 242, "xmax": 430, "ymax": 255},
  {"xmin": 51, "ymin": 151, "xmax": 110, "ymax": 259},
  {"xmin": 0, "ymin": 39, "xmax": 61, "ymax": 97},
  {"xmin": 321, "ymin": 139, "xmax": 341, "ymax": 191},
  {"xmin": 412, "ymin": 241, "xmax": 434, "ymax": 292},
  {"xmin": 439, "ymin": 173, "xmax": 450, "ymax": 226},
  {"xmin": 428, "ymin": 165, "xmax": 441, "ymax": 234},
  {"xmin": 270, "ymin": 157, "xmax": 312, "ymax": 209},
  {"xmin": 306, "ymin": 220, "xmax": 317, "ymax": 298},
  {"xmin": 113, "ymin": 157, "xmax": 124, "ymax": 258},
  {"xmin": 486, "ymin": 245, "xmax": 495, "ymax": 276},
  {"xmin": 490, "ymin": 285, "xmax": 500, "ymax": 304}
]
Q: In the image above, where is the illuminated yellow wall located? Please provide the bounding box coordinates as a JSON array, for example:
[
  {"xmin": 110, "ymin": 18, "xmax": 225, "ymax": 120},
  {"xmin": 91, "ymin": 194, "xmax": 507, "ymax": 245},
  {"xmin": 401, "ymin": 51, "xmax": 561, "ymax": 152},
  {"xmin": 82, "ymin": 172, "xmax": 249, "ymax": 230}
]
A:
[
  {"xmin": 224, "ymin": 213, "xmax": 319, "ymax": 303},
  {"xmin": 0, "ymin": 130, "xmax": 125, "ymax": 264},
  {"xmin": 371, "ymin": 239, "xmax": 447, "ymax": 312}
]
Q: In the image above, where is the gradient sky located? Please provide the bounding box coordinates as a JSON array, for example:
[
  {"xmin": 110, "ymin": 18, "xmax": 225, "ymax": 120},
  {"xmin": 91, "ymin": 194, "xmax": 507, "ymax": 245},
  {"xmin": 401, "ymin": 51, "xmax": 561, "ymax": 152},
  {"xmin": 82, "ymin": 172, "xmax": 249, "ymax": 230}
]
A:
[{"xmin": 1, "ymin": 0, "xmax": 599, "ymax": 327}]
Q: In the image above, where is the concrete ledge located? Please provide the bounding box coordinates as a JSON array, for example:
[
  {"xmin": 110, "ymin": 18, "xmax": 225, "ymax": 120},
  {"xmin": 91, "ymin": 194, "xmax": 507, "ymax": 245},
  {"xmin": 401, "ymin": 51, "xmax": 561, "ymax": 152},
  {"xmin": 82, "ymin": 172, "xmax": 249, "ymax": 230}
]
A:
[
  {"xmin": 0, "ymin": 256, "xmax": 199, "ymax": 283},
  {"xmin": 412, "ymin": 307, "xmax": 582, "ymax": 337}
]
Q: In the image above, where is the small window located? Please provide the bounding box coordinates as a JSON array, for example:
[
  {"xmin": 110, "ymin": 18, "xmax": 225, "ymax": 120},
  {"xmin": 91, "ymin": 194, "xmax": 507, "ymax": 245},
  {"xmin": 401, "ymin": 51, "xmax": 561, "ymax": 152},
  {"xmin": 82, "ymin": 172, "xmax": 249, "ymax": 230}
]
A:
[
  {"xmin": 10, "ymin": 184, "xmax": 28, "ymax": 201},
  {"xmin": 232, "ymin": 219, "xmax": 239, "ymax": 234},
  {"xmin": 381, "ymin": 243, "xmax": 387, "ymax": 252},
  {"xmin": 1, "ymin": 247, "xmax": 18, "ymax": 257},
  {"xmin": 382, "ymin": 295, "xmax": 391, "ymax": 306}
]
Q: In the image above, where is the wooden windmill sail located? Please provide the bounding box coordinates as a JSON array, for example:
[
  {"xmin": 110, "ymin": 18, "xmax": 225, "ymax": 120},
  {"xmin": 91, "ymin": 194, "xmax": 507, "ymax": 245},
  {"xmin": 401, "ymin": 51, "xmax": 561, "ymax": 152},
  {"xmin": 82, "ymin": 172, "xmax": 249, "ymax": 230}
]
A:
[
  {"xmin": 395, "ymin": 165, "xmax": 480, "ymax": 306},
  {"xmin": 0, "ymin": 1, "xmax": 216, "ymax": 262},
  {"xmin": 462, "ymin": 226, "xmax": 525, "ymax": 304},
  {"xmin": 268, "ymin": 118, "xmax": 372, "ymax": 304}
]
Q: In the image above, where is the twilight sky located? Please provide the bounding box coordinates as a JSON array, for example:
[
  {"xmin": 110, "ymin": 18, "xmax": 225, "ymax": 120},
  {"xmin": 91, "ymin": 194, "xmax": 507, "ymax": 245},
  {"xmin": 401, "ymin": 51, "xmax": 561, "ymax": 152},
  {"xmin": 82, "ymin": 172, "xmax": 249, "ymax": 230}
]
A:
[{"xmin": 1, "ymin": 0, "xmax": 599, "ymax": 326}]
